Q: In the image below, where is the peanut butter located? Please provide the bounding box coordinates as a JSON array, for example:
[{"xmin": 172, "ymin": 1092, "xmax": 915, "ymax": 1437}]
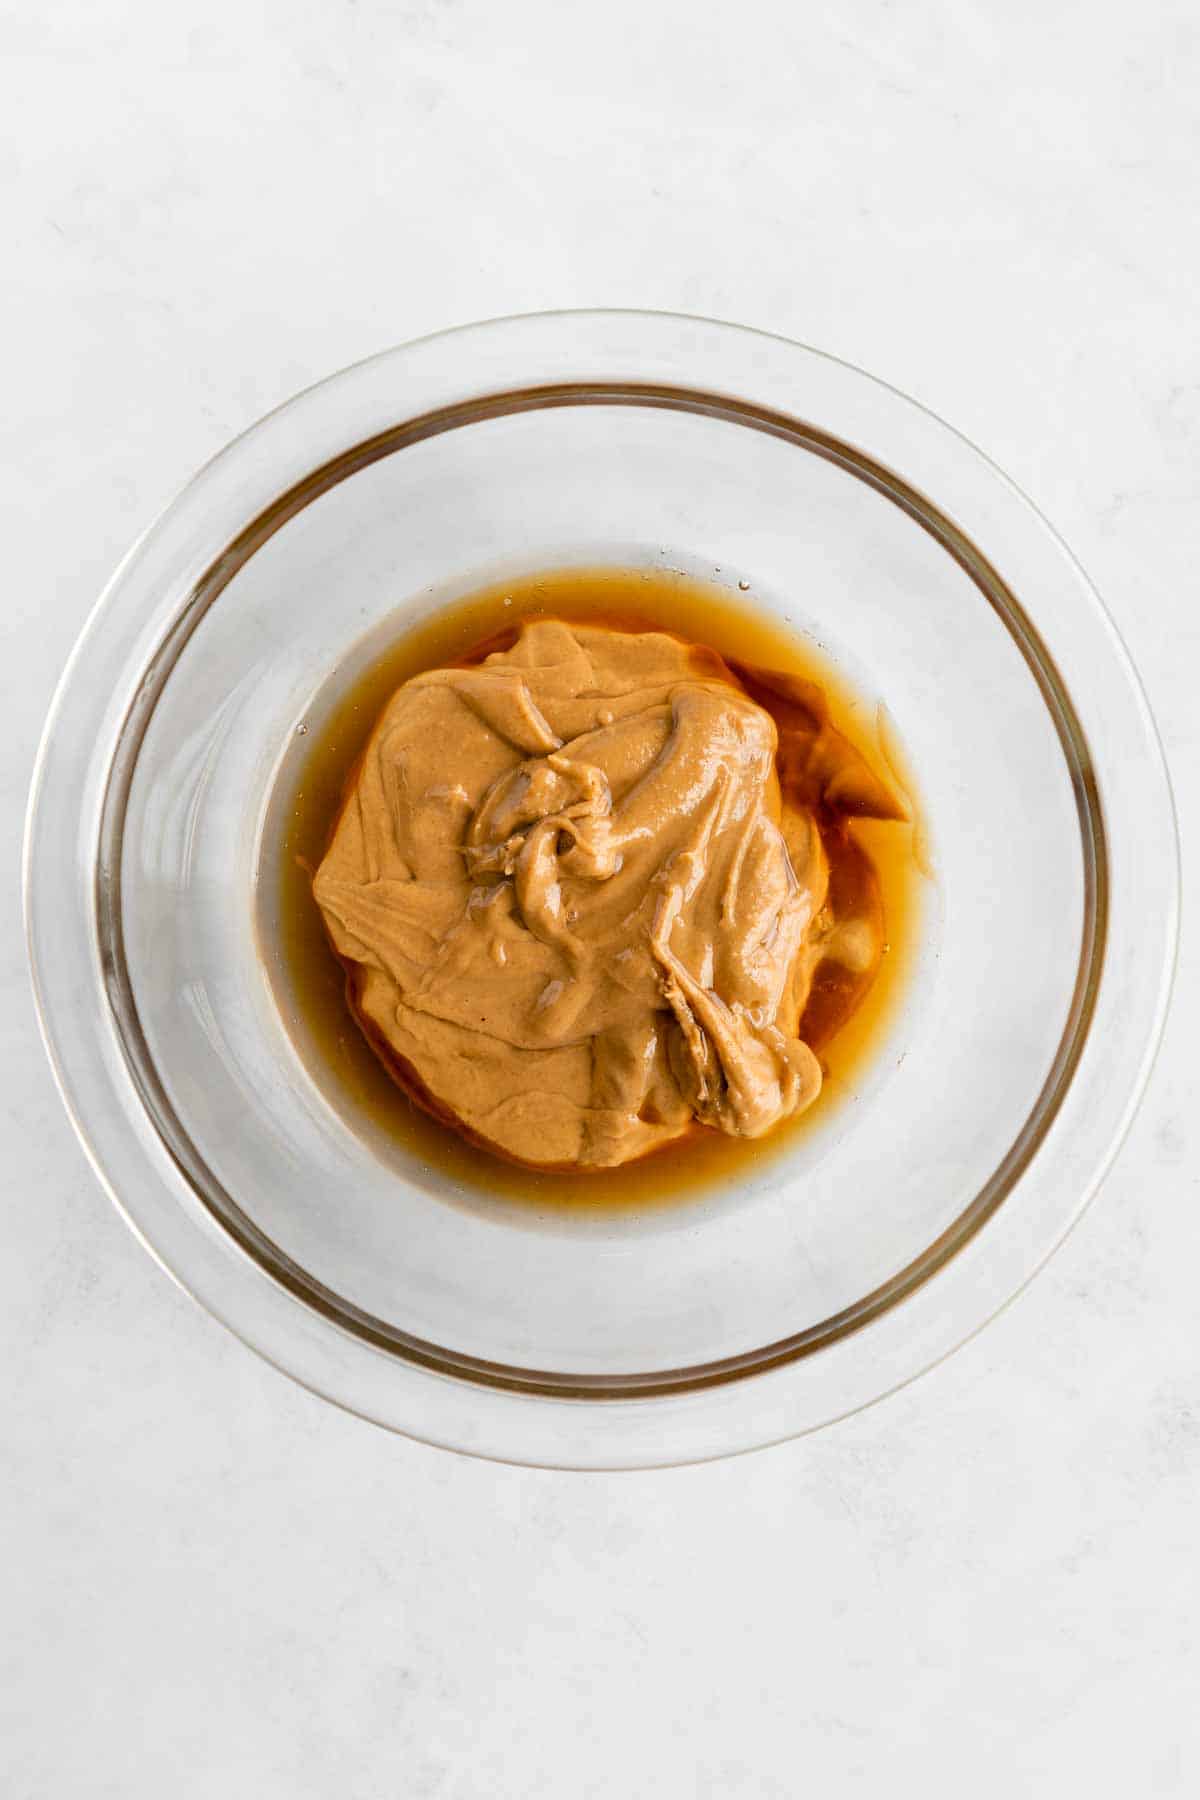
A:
[{"xmin": 313, "ymin": 619, "xmax": 904, "ymax": 1171}]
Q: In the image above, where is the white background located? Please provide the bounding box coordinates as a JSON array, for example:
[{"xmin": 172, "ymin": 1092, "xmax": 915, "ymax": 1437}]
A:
[{"xmin": 3, "ymin": 3, "xmax": 1197, "ymax": 1794}]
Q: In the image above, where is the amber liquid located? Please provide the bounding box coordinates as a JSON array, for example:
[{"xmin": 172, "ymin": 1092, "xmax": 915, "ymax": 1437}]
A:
[{"xmin": 263, "ymin": 567, "xmax": 922, "ymax": 1208}]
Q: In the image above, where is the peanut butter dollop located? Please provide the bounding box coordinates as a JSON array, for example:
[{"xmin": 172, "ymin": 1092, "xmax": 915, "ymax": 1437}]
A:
[{"xmin": 314, "ymin": 621, "xmax": 886, "ymax": 1169}]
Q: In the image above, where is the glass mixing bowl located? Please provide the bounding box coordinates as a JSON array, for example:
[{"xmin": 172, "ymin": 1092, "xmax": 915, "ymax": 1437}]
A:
[{"xmin": 24, "ymin": 312, "xmax": 1178, "ymax": 1467}]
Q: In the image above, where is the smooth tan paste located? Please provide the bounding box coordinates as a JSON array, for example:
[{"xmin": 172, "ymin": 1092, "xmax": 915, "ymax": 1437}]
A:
[{"xmin": 309, "ymin": 594, "xmax": 909, "ymax": 1174}]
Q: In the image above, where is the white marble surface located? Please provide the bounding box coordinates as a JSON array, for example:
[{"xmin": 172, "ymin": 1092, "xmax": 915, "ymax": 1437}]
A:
[{"xmin": 3, "ymin": 2, "xmax": 1197, "ymax": 1792}]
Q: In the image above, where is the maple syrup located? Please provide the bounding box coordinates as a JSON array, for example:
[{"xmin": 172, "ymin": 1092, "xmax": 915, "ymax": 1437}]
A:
[{"xmin": 262, "ymin": 567, "xmax": 923, "ymax": 1207}]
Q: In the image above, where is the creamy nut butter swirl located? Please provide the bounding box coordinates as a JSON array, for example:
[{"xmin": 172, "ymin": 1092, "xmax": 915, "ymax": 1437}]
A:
[{"xmin": 314, "ymin": 621, "xmax": 903, "ymax": 1169}]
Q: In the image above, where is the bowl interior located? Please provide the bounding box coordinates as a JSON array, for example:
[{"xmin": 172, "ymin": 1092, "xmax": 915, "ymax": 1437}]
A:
[{"xmin": 117, "ymin": 391, "xmax": 1095, "ymax": 1384}]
